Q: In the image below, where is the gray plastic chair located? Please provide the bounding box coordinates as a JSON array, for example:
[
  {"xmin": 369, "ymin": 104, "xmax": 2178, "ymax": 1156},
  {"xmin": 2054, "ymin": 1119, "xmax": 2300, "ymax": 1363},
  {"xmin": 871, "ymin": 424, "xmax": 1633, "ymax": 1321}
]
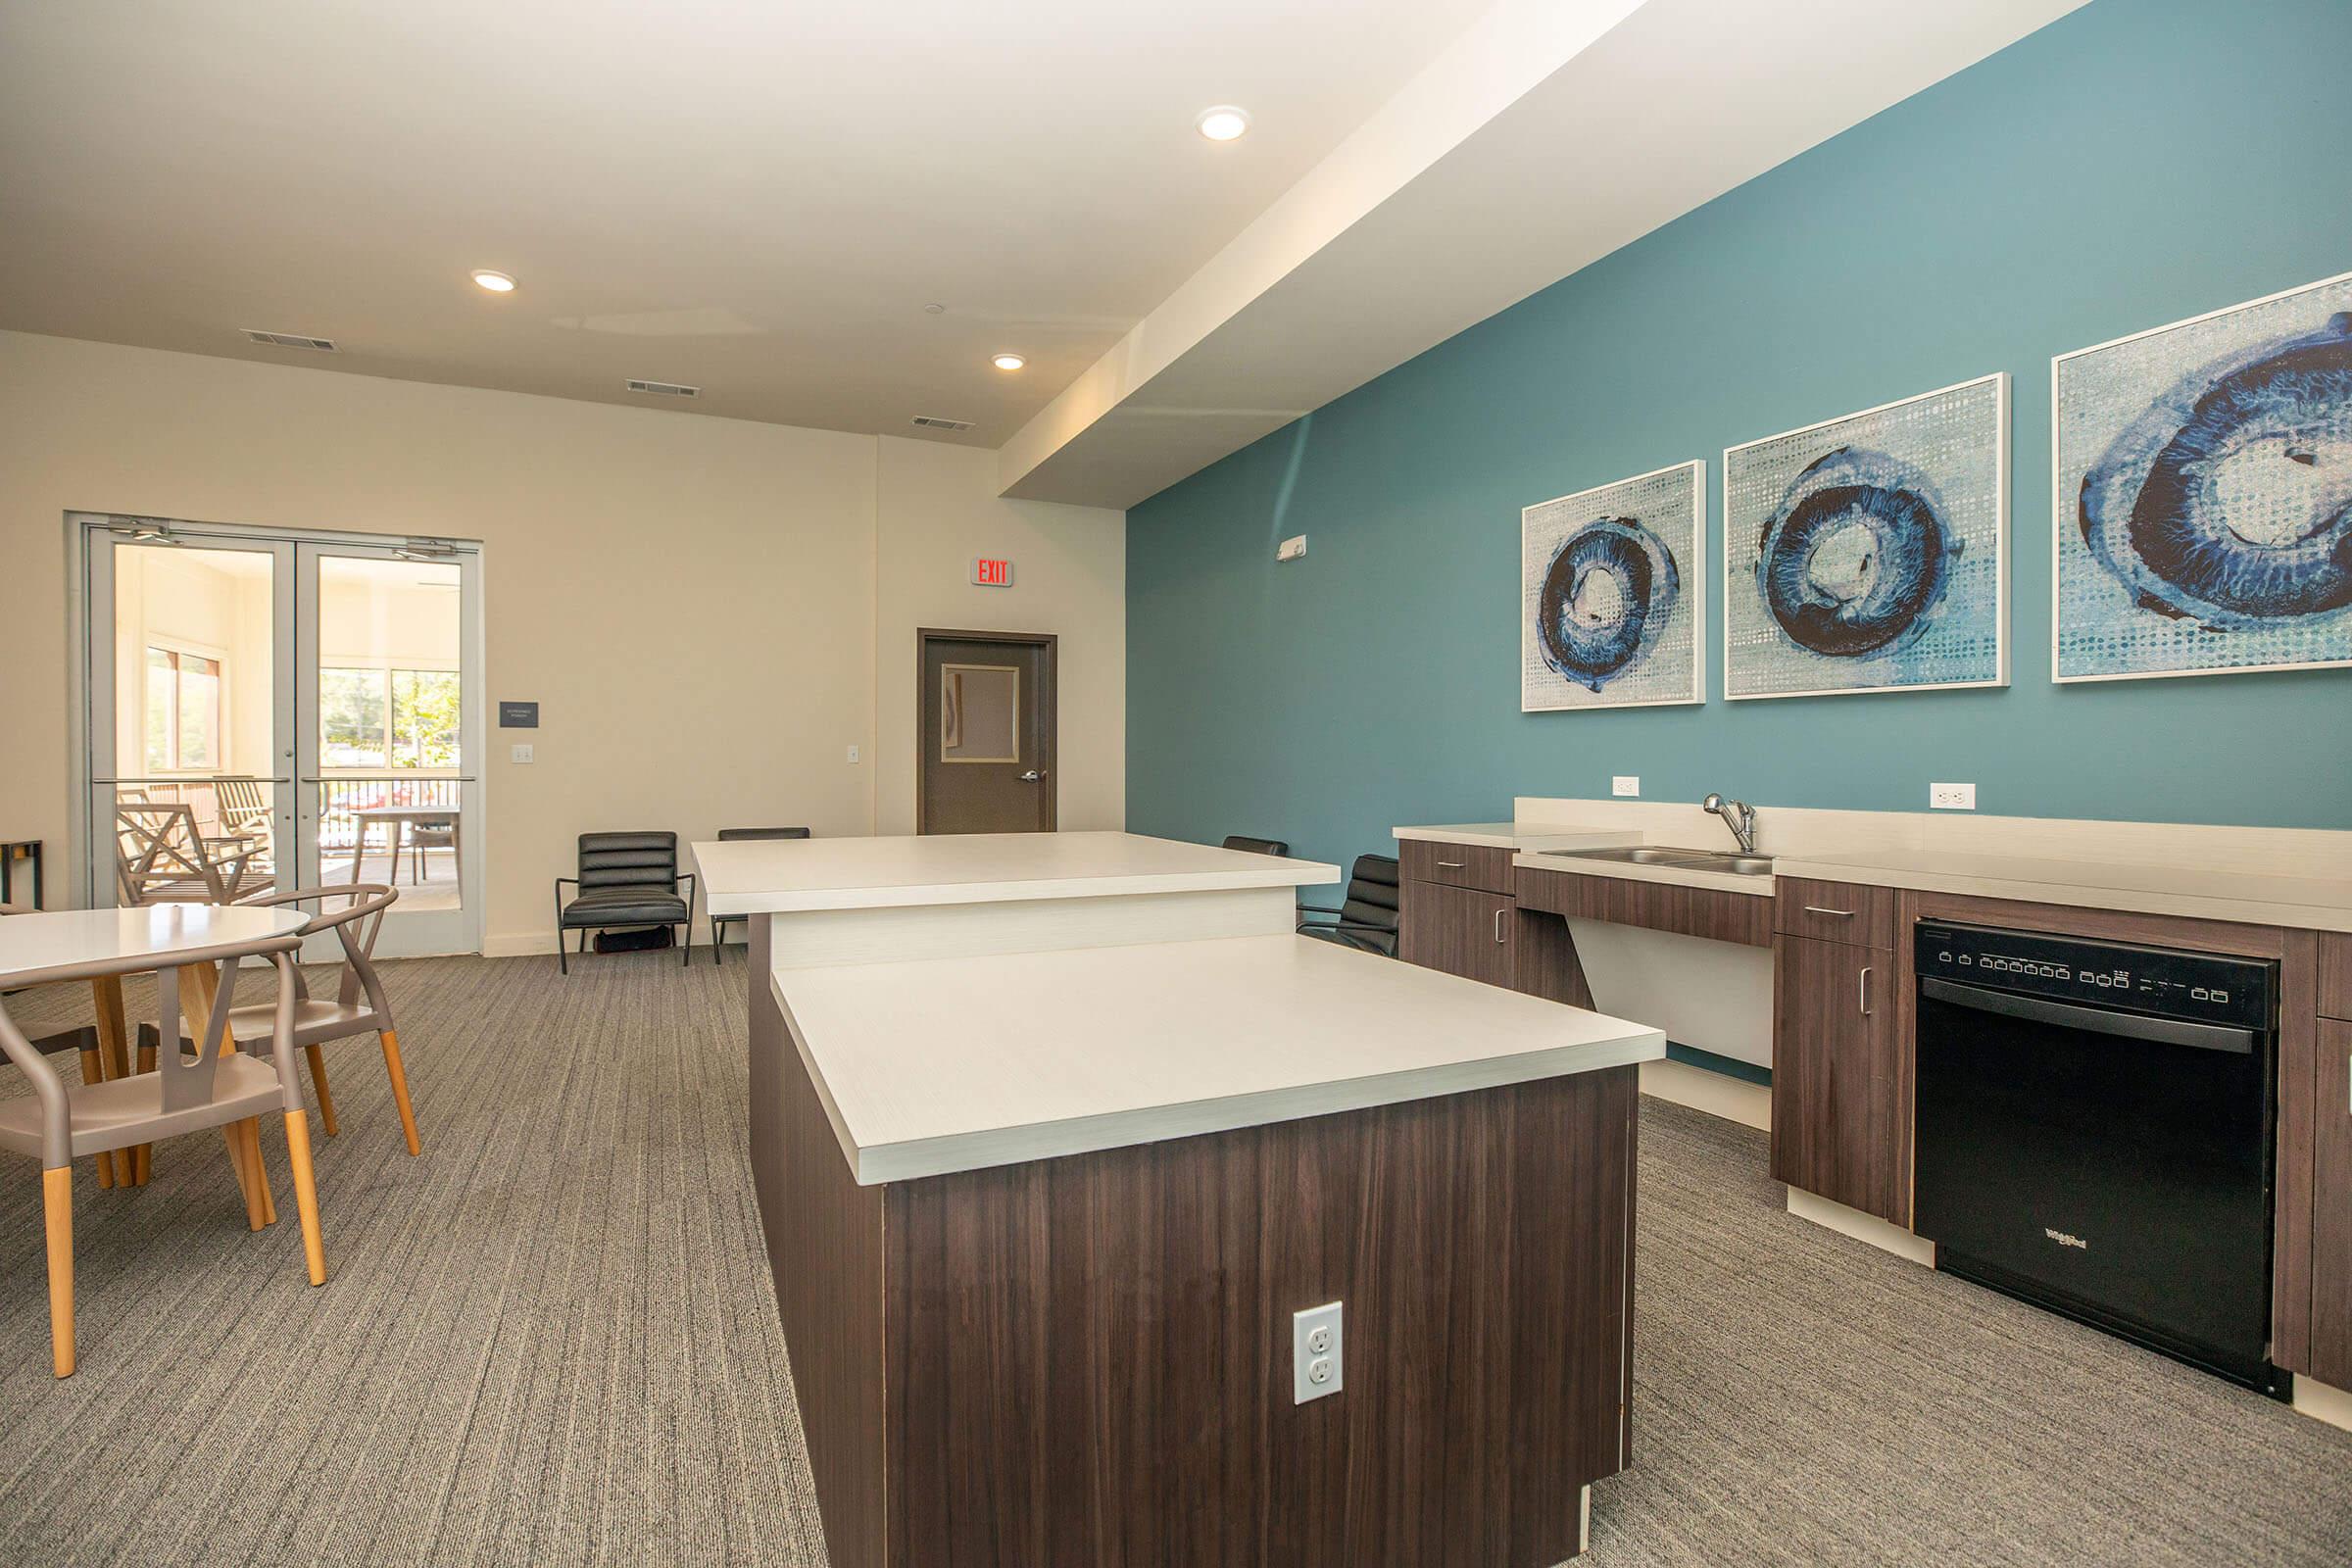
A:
[
  {"xmin": 707, "ymin": 827, "xmax": 809, "ymax": 962},
  {"xmin": 219, "ymin": 885, "xmax": 419, "ymax": 1156},
  {"xmin": 0, "ymin": 924, "xmax": 326, "ymax": 1379}
]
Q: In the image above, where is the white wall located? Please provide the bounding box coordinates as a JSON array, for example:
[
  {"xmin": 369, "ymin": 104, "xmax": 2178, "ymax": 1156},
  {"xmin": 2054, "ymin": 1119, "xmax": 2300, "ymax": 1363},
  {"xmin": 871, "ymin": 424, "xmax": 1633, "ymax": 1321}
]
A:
[
  {"xmin": 874, "ymin": 436, "xmax": 1125, "ymax": 836},
  {"xmin": 0, "ymin": 330, "xmax": 1125, "ymax": 954}
]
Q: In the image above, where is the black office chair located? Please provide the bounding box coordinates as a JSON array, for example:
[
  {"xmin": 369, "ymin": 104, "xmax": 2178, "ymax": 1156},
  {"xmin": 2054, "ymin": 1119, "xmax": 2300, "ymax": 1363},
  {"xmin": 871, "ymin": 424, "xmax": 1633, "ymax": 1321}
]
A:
[
  {"xmin": 555, "ymin": 832, "xmax": 696, "ymax": 973},
  {"xmin": 708, "ymin": 827, "xmax": 810, "ymax": 962},
  {"xmin": 1296, "ymin": 854, "xmax": 1400, "ymax": 957},
  {"xmin": 1221, "ymin": 834, "xmax": 1290, "ymax": 858}
]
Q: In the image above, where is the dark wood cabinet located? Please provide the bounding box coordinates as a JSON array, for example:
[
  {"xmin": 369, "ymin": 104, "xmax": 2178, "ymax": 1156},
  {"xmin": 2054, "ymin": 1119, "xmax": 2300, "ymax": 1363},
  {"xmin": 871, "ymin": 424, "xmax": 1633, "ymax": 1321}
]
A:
[
  {"xmin": 2312, "ymin": 1018, "xmax": 2352, "ymax": 1389},
  {"xmin": 1399, "ymin": 877, "xmax": 1515, "ymax": 989},
  {"xmin": 1771, "ymin": 933, "xmax": 1908, "ymax": 1226}
]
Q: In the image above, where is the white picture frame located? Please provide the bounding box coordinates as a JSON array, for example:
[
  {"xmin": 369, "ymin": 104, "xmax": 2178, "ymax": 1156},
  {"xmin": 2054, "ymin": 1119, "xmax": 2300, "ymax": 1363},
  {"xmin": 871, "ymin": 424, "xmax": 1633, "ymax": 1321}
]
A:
[
  {"xmin": 1520, "ymin": 459, "xmax": 1706, "ymax": 712},
  {"xmin": 2050, "ymin": 270, "xmax": 2352, "ymax": 684},
  {"xmin": 1722, "ymin": 372, "xmax": 2009, "ymax": 702}
]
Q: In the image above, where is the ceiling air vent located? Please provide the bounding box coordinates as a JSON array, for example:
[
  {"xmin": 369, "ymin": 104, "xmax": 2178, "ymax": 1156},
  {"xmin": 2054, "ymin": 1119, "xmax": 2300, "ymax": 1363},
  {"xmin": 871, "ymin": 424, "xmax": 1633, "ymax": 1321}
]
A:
[
  {"xmin": 625, "ymin": 378, "xmax": 700, "ymax": 398},
  {"xmin": 244, "ymin": 329, "xmax": 338, "ymax": 351},
  {"xmin": 910, "ymin": 415, "xmax": 975, "ymax": 432}
]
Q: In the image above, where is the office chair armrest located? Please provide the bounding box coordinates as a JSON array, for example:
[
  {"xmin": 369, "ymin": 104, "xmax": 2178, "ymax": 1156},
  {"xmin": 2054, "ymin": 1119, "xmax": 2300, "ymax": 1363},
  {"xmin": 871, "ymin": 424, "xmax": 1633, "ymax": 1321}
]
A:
[
  {"xmin": 675, "ymin": 871, "xmax": 698, "ymax": 906},
  {"xmin": 1294, "ymin": 903, "xmax": 1346, "ymax": 917}
]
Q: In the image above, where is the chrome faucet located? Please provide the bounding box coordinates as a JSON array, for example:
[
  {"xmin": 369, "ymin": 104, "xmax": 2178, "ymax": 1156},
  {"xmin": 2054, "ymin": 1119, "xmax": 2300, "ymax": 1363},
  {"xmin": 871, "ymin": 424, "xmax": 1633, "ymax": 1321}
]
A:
[{"xmin": 1701, "ymin": 793, "xmax": 1757, "ymax": 855}]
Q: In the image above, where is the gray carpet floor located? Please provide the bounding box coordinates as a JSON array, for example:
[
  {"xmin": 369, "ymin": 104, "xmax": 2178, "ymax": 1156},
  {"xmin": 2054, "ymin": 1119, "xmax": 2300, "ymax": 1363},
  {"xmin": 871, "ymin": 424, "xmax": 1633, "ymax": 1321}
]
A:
[{"xmin": 1, "ymin": 951, "xmax": 2347, "ymax": 1565}]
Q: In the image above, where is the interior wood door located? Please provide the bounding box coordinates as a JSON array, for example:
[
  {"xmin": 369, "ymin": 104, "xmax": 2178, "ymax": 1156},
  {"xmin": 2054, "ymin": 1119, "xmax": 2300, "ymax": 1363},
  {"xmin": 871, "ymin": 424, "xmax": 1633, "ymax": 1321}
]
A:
[
  {"xmin": 1771, "ymin": 934, "xmax": 1907, "ymax": 1225},
  {"xmin": 2311, "ymin": 1018, "xmax": 2352, "ymax": 1388},
  {"xmin": 917, "ymin": 631, "xmax": 1055, "ymax": 835},
  {"xmin": 1399, "ymin": 880, "xmax": 1514, "ymax": 989}
]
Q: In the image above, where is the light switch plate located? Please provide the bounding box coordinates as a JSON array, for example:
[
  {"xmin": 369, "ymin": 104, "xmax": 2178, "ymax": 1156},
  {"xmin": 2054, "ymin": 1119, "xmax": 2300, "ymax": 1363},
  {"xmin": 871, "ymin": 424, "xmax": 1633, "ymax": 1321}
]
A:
[
  {"xmin": 847, "ymin": 744, "xmax": 860, "ymax": 764},
  {"xmin": 1612, "ymin": 775, "xmax": 1640, "ymax": 798},
  {"xmin": 1293, "ymin": 1301, "xmax": 1343, "ymax": 1403},
  {"xmin": 510, "ymin": 743, "xmax": 534, "ymax": 764},
  {"xmin": 1930, "ymin": 781, "xmax": 1975, "ymax": 810}
]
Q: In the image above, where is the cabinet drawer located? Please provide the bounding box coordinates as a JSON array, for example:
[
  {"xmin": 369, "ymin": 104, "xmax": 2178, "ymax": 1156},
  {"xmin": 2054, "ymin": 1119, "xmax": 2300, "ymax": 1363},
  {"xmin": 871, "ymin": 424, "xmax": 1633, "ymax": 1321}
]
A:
[
  {"xmin": 1776, "ymin": 877, "xmax": 1895, "ymax": 950},
  {"xmin": 2322, "ymin": 933, "xmax": 2352, "ymax": 1021},
  {"xmin": 1399, "ymin": 838, "xmax": 1515, "ymax": 896}
]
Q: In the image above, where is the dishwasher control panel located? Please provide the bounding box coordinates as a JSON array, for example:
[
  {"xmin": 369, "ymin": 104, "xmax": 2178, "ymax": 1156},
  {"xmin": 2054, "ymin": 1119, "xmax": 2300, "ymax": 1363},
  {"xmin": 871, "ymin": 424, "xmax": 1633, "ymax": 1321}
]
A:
[{"xmin": 1913, "ymin": 921, "xmax": 2273, "ymax": 1029}]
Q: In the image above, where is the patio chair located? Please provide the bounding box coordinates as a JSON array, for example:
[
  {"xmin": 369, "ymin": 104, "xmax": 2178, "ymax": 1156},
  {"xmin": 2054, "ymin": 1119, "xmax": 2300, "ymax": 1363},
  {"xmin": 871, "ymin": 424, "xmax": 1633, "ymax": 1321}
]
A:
[{"xmin": 115, "ymin": 800, "xmax": 270, "ymax": 906}]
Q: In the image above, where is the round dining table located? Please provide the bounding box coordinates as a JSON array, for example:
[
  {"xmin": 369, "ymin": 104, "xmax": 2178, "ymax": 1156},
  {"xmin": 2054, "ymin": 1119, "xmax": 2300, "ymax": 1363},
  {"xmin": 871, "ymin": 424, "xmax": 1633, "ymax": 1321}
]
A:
[{"xmin": 0, "ymin": 905, "xmax": 309, "ymax": 1188}]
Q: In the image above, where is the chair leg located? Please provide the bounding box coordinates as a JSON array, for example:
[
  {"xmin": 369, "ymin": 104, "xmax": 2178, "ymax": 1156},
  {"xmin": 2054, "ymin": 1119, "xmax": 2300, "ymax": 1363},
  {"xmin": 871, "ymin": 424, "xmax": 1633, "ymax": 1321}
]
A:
[
  {"xmin": 282, "ymin": 1112, "xmax": 327, "ymax": 1287},
  {"xmin": 680, "ymin": 923, "xmax": 690, "ymax": 967},
  {"xmin": 132, "ymin": 1034, "xmax": 158, "ymax": 1186},
  {"xmin": 559, "ymin": 925, "xmax": 568, "ymax": 975},
  {"xmin": 77, "ymin": 1044, "xmax": 116, "ymax": 1190},
  {"xmin": 228, "ymin": 1119, "xmax": 270, "ymax": 1231},
  {"xmin": 379, "ymin": 1029, "xmax": 422, "ymax": 1156},
  {"xmin": 305, "ymin": 1044, "xmax": 340, "ymax": 1137},
  {"xmin": 44, "ymin": 1166, "xmax": 74, "ymax": 1378}
]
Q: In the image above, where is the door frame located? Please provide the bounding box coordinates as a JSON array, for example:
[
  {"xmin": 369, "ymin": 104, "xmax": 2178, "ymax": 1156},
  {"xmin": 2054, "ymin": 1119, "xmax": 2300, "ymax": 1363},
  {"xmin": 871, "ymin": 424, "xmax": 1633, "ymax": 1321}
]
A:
[
  {"xmin": 914, "ymin": 627, "xmax": 1056, "ymax": 835},
  {"xmin": 68, "ymin": 512, "xmax": 488, "ymax": 956}
]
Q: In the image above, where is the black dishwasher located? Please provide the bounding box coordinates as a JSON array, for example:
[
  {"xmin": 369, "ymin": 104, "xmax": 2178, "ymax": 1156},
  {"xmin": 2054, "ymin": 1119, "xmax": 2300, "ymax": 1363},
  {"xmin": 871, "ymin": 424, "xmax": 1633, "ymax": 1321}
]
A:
[{"xmin": 1912, "ymin": 920, "xmax": 2282, "ymax": 1396}]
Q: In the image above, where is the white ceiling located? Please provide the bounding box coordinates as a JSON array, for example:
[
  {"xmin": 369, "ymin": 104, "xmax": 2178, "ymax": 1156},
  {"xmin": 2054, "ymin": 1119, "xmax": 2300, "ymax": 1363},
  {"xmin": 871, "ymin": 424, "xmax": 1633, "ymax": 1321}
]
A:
[
  {"xmin": 0, "ymin": 0, "xmax": 1484, "ymax": 445},
  {"xmin": 1, "ymin": 0, "xmax": 2088, "ymax": 505}
]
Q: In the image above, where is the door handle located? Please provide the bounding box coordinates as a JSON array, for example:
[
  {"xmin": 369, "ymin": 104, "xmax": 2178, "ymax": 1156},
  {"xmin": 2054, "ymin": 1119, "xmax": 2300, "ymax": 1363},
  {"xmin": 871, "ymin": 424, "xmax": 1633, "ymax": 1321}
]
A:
[
  {"xmin": 1858, "ymin": 965, "xmax": 1873, "ymax": 1016},
  {"xmin": 1493, "ymin": 906, "xmax": 1507, "ymax": 945},
  {"xmin": 1018, "ymin": 769, "xmax": 1046, "ymax": 782}
]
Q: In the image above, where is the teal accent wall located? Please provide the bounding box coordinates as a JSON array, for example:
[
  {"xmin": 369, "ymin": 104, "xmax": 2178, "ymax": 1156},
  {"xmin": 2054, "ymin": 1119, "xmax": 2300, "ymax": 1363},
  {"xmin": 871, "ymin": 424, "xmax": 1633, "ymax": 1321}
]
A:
[{"xmin": 1126, "ymin": 0, "xmax": 2352, "ymax": 867}]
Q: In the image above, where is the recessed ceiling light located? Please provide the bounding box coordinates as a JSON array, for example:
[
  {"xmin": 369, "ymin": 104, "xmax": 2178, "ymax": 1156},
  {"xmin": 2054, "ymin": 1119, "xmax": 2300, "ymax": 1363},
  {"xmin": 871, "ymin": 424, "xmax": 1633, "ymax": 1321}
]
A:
[
  {"xmin": 991, "ymin": 353, "xmax": 1027, "ymax": 371},
  {"xmin": 1197, "ymin": 106, "xmax": 1250, "ymax": 142},
  {"xmin": 471, "ymin": 270, "xmax": 517, "ymax": 293}
]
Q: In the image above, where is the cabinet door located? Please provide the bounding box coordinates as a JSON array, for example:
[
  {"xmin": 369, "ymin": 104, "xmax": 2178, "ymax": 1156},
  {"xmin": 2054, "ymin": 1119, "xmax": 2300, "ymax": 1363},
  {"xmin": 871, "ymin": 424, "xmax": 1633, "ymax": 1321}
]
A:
[
  {"xmin": 1399, "ymin": 879, "xmax": 1515, "ymax": 989},
  {"xmin": 1771, "ymin": 935, "xmax": 1908, "ymax": 1226},
  {"xmin": 2313, "ymin": 1019, "xmax": 2352, "ymax": 1388}
]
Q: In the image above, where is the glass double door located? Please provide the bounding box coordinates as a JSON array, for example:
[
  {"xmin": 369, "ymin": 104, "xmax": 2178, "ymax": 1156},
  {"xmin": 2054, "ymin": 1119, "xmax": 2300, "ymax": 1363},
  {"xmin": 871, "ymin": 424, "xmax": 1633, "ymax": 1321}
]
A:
[{"xmin": 81, "ymin": 516, "xmax": 483, "ymax": 956}]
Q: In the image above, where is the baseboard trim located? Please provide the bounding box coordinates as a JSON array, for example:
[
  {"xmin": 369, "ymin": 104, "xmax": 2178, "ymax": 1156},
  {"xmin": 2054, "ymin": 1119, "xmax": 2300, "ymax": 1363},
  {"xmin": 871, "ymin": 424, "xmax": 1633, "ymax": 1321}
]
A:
[
  {"xmin": 1639, "ymin": 1057, "xmax": 1771, "ymax": 1132},
  {"xmin": 2294, "ymin": 1373, "xmax": 2352, "ymax": 1433},
  {"xmin": 1787, "ymin": 1186, "xmax": 1936, "ymax": 1268}
]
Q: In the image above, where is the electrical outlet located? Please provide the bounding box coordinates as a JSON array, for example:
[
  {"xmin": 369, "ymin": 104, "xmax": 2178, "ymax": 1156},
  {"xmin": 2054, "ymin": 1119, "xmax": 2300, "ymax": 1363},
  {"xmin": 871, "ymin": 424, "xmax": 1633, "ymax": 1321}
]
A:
[
  {"xmin": 846, "ymin": 744, "xmax": 860, "ymax": 764},
  {"xmin": 510, "ymin": 744, "xmax": 533, "ymax": 764},
  {"xmin": 1276, "ymin": 534, "xmax": 1307, "ymax": 563},
  {"xmin": 1293, "ymin": 1301, "xmax": 1343, "ymax": 1404},
  {"xmin": 1612, "ymin": 775, "xmax": 1640, "ymax": 798},
  {"xmin": 1930, "ymin": 781, "xmax": 1976, "ymax": 810}
]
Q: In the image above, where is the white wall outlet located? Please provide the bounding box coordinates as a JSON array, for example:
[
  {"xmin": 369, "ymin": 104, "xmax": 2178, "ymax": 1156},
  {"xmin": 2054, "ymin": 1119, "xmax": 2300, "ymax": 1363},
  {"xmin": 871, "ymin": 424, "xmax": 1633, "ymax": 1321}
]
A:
[
  {"xmin": 1292, "ymin": 1300, "xmax": 1343, "ymax": 1404},
  {"xmin": 510, "ymin": 743, "xmax": 533, "ymax": 764},
  {"xmin": 1612, "ymin": 775, "xmax": 1640, "ymax": 798},
  {"xmin": 1277, "ymin": 534, "xmax": 1307, "ymax": 563},
  {"xmin": 846, "ymin": 744, "xmax": 860, "ymax": 764},
  {"xmin": 1930, "ymin": 781, "xmax": 1976, "ymax": 810}
]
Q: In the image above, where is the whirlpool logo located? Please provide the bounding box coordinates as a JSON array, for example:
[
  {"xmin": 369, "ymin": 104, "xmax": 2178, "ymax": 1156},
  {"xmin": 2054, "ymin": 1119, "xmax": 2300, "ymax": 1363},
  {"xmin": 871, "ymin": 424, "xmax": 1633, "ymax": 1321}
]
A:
[{"xmin": 2043, "ymin": 1227, "xmax": 2089, "ymax": 1250}]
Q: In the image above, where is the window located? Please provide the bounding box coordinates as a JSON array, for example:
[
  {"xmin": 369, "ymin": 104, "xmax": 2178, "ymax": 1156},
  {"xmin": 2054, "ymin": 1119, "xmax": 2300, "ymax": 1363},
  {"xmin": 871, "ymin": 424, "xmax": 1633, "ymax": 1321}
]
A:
[
  {"xmin": 320, "ymin": 667, "xmax": 461, "ymax": 769},
  {"xmin": 144, "ymin": 646, "xmax": 221, "ymax": 771}
]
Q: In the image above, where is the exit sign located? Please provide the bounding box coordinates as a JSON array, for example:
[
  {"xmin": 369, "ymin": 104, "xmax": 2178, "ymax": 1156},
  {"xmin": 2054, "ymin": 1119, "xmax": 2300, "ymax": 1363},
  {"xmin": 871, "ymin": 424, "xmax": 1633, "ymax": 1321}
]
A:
[{"xmin": 971, "ymin": 557, "xmax": 1014, "ymax": 587}]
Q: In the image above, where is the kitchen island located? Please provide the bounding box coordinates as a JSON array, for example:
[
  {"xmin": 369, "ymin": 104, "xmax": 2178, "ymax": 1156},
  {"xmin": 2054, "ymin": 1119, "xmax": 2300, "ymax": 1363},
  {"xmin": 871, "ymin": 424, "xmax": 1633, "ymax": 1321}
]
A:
[{"xmin": 694, "ymin": 831, "xmax": 1665, "ymax": 1568}]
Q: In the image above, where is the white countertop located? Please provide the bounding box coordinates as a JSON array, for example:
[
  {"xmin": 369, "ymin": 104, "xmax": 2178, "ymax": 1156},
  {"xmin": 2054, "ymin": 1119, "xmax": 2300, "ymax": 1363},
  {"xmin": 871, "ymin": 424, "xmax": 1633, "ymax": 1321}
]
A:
[
  {"xmin": 1774, "ymin": 848, "xmax": 2352, "ymax": 933},
  {"xmin": 775, "ymin": 933, "xmax": 1664, "ymax": 1184},
  {"xmin": 694, "ymin": 830, "xmax": 1338, "ymax": 916},
  {"xmin": 1394, "ymin": 821, "xmax": 1642, "ymax": 853}
]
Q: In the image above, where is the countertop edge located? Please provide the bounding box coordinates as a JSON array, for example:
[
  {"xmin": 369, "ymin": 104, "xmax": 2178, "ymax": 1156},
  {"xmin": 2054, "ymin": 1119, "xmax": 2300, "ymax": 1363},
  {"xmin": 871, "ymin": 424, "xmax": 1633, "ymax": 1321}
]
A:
[
  {"xmin": 1511, "ymin": 852, "xmax": 1775, "ymax": 899},
  {"xmin": 709, "ymin": 861, "xmax": 1340, "ymax": 916},
  {"xmin": 845, "ymin": 1029, "xmax": 1666, "ymax": 1186},
  {"xmin": 1394, "ymin": 822, "xmax": 1643, "ymax": 852},
  {"xmin": 1774, "ymin": 857, "xmax": 2352, "ymax": 934}
]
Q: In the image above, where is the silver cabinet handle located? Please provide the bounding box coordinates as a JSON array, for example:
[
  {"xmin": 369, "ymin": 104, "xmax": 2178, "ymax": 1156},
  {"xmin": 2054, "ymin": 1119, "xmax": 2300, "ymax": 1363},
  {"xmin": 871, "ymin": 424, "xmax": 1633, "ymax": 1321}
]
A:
[
  {"xmin": 1804, "ymin": 906, "xmax": 1855, "ymax": 918},
  {"xmin": 1494, "ymin": 907, "xmax": 1507, "ymax": 945},
  {"xmin": 1436, "ymin": 859, "xmax": 1466, "ymax": 869},
  {"xmin": 1859, "ymin": 965, "xmax": 1873, "ymax": 1016}
]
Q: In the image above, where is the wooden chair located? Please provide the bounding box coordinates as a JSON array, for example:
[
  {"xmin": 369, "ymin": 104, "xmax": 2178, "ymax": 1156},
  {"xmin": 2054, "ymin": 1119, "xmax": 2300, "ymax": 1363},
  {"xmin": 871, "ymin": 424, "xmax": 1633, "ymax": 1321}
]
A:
[
  {"xmin": 0, "ymin": 928, "xmax": 326, "ymax": 1378},
  {"xmin": 213, "ymin": 778, "xmax": 276, "ymax": 867},
  {"xmin": 215, "ymin": 885, "xmax": 419, "ymax": 1155},
  {"xmin": 114, "ymin": 800, "xmax": 270, "ymax": 906}
]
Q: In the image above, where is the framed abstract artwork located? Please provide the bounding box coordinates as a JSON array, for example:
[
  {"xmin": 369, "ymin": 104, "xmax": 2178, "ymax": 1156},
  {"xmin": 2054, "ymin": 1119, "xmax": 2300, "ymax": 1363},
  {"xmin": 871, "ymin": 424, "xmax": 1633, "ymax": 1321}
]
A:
[
  {"xmin": 1521, "ymin": 460, "xmax": 1704, "ymax": 711},
  {"xmin": 2052, "ymin": 271, "xmax": 2352, "ymax": 683},
  {"xmin": 1722, "ymin": 373, "xmax": 2008, "ymax": 700}
]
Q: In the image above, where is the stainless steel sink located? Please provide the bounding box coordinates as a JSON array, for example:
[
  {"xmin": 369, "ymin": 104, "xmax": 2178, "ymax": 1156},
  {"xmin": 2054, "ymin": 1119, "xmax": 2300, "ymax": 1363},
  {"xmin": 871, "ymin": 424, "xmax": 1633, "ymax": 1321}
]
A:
[{"xmin": 1543, "ymin": 845, "xmax": 1775, "ymax": 877}]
